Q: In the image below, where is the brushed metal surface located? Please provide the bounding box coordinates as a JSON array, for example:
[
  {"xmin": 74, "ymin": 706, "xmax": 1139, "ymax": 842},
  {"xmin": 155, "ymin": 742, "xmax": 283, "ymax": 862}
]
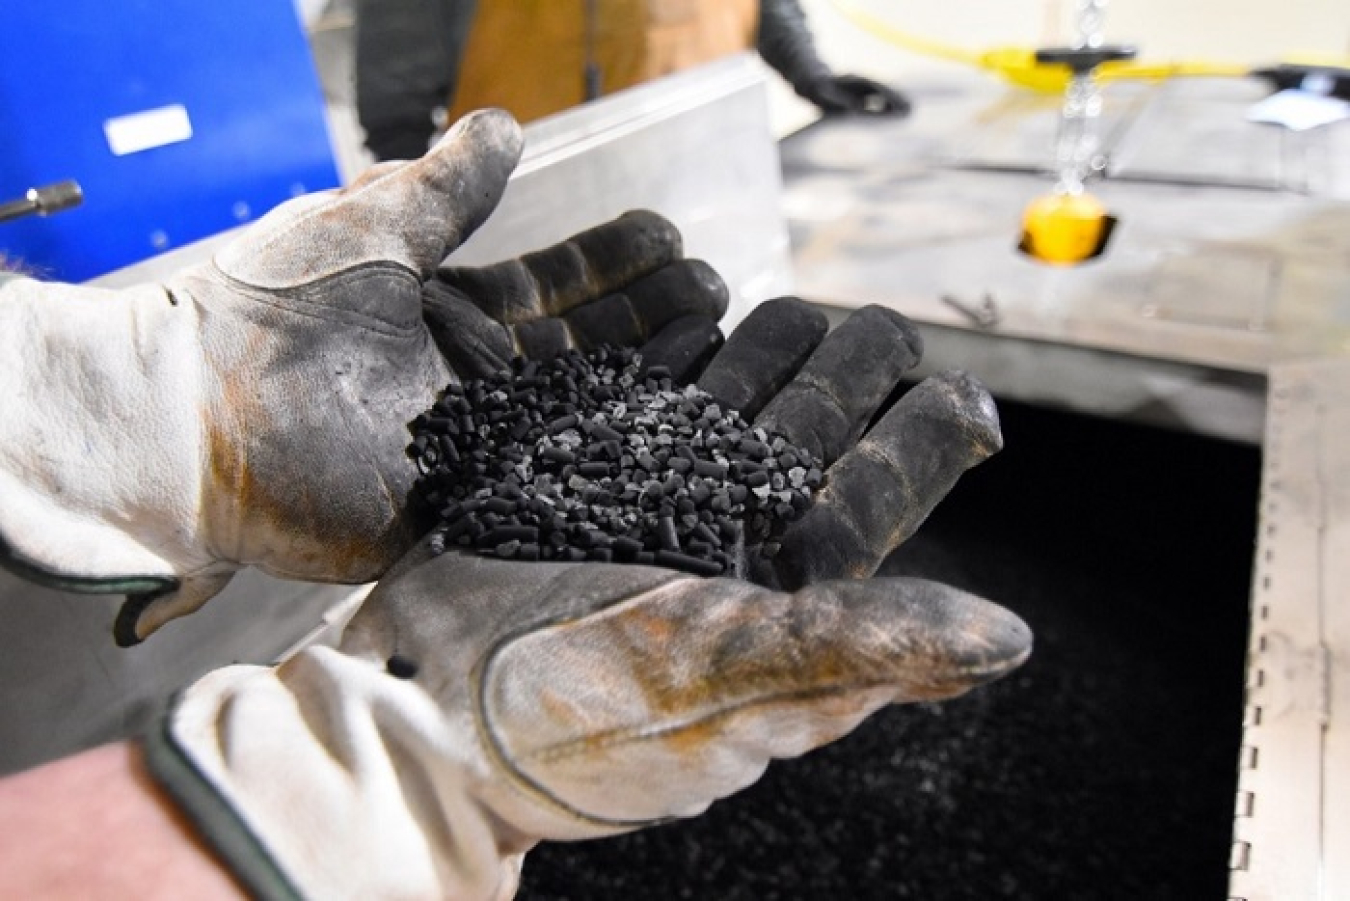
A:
[
  {"xmin": 1229, "ymin": 359, "xmax": 1350, "ymax": 900},
  {"xmin": 781, "ymin": 74, "xmax": 1350, "ymax": 443}
]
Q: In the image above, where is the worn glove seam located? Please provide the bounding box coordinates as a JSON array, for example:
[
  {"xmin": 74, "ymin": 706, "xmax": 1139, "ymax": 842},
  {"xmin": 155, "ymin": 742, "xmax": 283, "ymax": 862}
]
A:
[
  {"xmin": 789, "ymin": 443, "xmax": 897, "ymax": 562},
  {"xmin": 849, "ymin": 439, "xmax": 915, "ymax": 550},
  {"xmin": 206, "ymin": 263, "xmax": 427, "ymax": 338},
  {"xmin": 779, "ymin": 374, "xmax": 848, "ymax": 422},
  {"xmin": 515, "ymin": 682, "xmax": 892, "ymax": 766},
  {"xmin": 541, "ymin": 242, "xmax": 595, "ymax": 320}
]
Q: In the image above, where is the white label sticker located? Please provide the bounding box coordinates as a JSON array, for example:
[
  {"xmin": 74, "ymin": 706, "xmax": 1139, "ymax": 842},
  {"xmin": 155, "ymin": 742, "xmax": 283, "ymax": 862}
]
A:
[{"xmin": 103, "ymin": 104, "xmax": 194, "ymax": 156}]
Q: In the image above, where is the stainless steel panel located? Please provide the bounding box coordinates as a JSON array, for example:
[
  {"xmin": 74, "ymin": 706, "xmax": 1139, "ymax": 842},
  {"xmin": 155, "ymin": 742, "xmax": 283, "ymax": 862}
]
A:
[
  {"xmin": 1108, "ymin": 78, "xmax": 1289, "ymax": 190},
  {"xmin": 878, "ymin": 316, "xmax": 1268, "ymax": 445},
  {"xmin": 1229, "ymin": 359, "xmax": 1350, "ymax": 900},
  {"xmin": 944, "ymin": 79, "xmax": 1155, "ymax": 178},
  {"xmin": 789, "ymin": 164, "xmax": 1350, "ymax": 369},
  {"xmin": 781, "ymin": 75, "xmax": 1350, "ymax": 443}
]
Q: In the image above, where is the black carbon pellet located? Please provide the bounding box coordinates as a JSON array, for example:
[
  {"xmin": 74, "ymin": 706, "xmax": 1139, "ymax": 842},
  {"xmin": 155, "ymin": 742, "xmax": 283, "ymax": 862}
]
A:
[
  {"xmin": 612, "ymin": 536, "xmax": 643, "ymax": 557},
  {"xmin": 657, "ymin": 516, "xmax": 680, "ymax": 551},
  {"xmin": 540, "ymin": 446, "xmax": 576, "ymax": 465},
  {"xmin": 693, "ymin": 460, "xmax": 726, "ymax": 479},
  {"xmin": 386, "ymin": 655, "xmax": 419, "ymax": 679},
  {"xmin": 483, "ymin": 526, "xmax": 539, "ymax": 545},
  {"xmin": 407, "ymin": 346, "xmax": 819, "ymax": 579},
  {"xmin": 655, "ymin": 550, "xmax": 724, "ymax": 577}
]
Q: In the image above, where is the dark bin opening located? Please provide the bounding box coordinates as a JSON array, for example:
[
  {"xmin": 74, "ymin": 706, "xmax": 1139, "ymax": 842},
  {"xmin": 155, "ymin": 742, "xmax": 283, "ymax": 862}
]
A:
[{"xmin": 518, "ymin": 396, "xmax": 1261, "ymax": 900}]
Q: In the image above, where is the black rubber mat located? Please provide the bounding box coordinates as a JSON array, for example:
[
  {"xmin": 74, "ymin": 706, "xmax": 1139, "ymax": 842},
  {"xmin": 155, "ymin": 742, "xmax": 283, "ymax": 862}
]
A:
[{"xmin": 517, "ymin": 396, "xmax": 1261, "ymax": 900}]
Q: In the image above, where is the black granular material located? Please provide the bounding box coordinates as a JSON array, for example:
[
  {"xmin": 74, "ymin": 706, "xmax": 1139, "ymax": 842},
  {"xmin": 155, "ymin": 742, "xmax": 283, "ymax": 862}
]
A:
[{"xmin": 406, "ymin": 346, "xmax": 821, "ymax": 577}]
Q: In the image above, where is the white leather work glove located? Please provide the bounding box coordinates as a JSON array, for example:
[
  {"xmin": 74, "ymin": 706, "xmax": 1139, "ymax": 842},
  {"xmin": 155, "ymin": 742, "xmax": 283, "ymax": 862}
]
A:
[
  {"xmin": 0, "ymin": 109, "xmax": 726, "ymax": 646},
  {"xmin": 144, "ymin": 304, "xmax": 1033, "ymax": 900}
]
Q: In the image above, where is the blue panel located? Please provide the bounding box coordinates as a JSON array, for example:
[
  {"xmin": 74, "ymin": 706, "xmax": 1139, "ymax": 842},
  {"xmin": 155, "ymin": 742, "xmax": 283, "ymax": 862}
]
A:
[{"xmin": 0, "ymin": 0, "xmax": 340, "ymax": 282}]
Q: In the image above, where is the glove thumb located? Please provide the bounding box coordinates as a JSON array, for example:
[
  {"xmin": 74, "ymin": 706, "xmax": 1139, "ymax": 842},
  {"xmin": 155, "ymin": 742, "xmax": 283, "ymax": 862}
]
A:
[
  {"xmin": 214, "ymin": 109, "xmax": 525, "ymax": 289},
  {"xmin": 478, "ymin": 575, "xmax": 1031, "ymax": 832}
]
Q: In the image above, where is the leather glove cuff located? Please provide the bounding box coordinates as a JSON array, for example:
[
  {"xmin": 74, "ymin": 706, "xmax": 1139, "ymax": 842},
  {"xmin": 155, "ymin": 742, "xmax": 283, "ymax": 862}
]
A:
[
  {"xmin": 141, "ymin": 650, "xmax": 526, "ymax": 901},
  {"xmin": 142, "ymin": 705, "xmax": 304, "ymax": 901}
]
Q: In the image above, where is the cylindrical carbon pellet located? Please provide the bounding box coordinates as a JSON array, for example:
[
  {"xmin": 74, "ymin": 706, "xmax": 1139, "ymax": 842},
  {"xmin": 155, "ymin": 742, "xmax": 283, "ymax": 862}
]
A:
[
  {"xmin": 612, "ymin": 536, "xmax": 643, "ymax": 557},
  {"xmin": 693, "ymin": 460, "xmax": 725, "ymax": 479},
  {"xmin": 483, "ymin": 526, "xmax": 539, "ymax": 545},
  {"xmin": 693, "ymin": 522, "xmax": 721, "ymax": 547},
  {"xmin": 483, "ymin": 497, "xmax": 515, "ymax": 516},
  {"xmin": 657, "ymin": 515, "xmax": 680, "ymax": 551},
  {"xmin": 549, "ymin": 414, "xmax": 579, "ymax": 434},
  {"xmin": 655, "ymin": 550, "xmax": 724, "ymax": 577},
  {"xmin": 540, "ymin": 446, "xmax": 576, "ymax": 465}
]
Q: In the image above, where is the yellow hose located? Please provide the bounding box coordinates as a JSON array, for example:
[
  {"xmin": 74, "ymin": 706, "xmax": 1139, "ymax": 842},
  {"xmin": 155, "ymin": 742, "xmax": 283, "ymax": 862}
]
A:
[{"xmin": 828, "ymin": 0, "xmax": 1256, "ymax": 93}]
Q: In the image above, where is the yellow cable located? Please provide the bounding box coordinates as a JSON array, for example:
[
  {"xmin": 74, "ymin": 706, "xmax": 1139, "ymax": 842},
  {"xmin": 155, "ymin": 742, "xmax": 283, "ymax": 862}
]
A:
[{"xmin": 826, "ymin": 0, "xmax": 1306, "ymax": 93}]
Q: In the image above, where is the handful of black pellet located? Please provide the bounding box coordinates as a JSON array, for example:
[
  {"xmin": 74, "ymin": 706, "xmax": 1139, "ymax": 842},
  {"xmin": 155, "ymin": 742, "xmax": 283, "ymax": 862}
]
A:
[{"xmin": 406, "ymin": 346, "xmax": 823, "ymax": 577}]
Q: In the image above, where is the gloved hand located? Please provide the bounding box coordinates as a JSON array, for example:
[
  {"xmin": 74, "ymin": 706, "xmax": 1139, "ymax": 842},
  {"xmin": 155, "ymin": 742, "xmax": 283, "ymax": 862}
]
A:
[
  {"xmin": 147, "ymin": 302, "xmax": 1032, "ymax": 900},
  {"xmin": 798, "ymin": 73, "xmax": 912, "ymax": 116},
  {"xmin": 0, "ymin": 108, "xmax": 727, "ymax": 646},
  {"xmin": 756, "ymin": 0, "xmax": 911, "ymax": 117}
]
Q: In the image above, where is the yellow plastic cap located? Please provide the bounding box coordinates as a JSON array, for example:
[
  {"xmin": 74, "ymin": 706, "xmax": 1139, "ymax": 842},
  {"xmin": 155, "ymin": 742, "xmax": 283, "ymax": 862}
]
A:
[{"xmin": 1019, "ymin": 193, "xmax": 1114, "ymax": 265}]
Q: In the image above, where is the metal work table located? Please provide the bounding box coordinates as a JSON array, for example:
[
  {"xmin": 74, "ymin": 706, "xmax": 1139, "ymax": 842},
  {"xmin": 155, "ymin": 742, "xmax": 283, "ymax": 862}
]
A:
[
  {"xmin": 780, "ymin": 72, "xmax": 1350, "ymax": 900},
  {"xmin": 782, "ymin": 74, "xmax": 1350, "ymax": 444},
  {"xmin": 1230, "ymin": 358, "xmax": 1350, "ymax": 901}
]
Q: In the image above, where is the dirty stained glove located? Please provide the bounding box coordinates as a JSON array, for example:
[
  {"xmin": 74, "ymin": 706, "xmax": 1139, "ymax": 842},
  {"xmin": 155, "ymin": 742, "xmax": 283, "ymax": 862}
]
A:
[
  {"xmin": 757, "ymin": 0, "xmax": 911, "ymax": 117},
  {"xmin": 0, "ymin": 108, "xmax": 727, "ymax": 646},
  {"xmin": 146, "ymin": 302, "xmax": 1032, "ymax": 900},
  {"xmin": 798, "ymin": 72, "xmax": 912, "ymax": 116}
]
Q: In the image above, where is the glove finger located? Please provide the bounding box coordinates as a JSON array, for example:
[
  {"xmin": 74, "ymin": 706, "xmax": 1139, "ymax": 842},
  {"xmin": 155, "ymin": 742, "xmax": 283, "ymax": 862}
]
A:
[
  {"xmin": 559, "ymin": 258, "xmax": 728, "ymax": 348},
  {"xmin": 636, "ymin": 314, "xmax": 725, "ymax": 383},
  {"xmin": 216, "ymin": 109, "xmax": 523, "ymax": 287},
  {"xmin": 422, "ymin": 299, "xmax": 725, "ymax": 387},
  {"xmin": 752, "ymin": 305, "xmax": 923, "ymax": 467},
  {"xmin": 696, "ymin": 297, "xmax": 829, "ymax": 420},
  {"xmin": 477, "ymin": 569, "xmax": 1030, "ymax": 831},
  {"xmin": 436, "ymin": 210, "xmax": 688, "ymax": 326},
  {"xmin": 765, "ymin": 370, "xmax": 1001, "ymax": 590},
  {"xmin": 421, "ymin": 280, "xmax": 518, "ymax": 380},
  {"xmin": 834, "ymin": 75, "xmax": 911, "ymax": 116},
  {"xmin": 494, "ymin": 259, "xmax": 728, "ymax": 363}
]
